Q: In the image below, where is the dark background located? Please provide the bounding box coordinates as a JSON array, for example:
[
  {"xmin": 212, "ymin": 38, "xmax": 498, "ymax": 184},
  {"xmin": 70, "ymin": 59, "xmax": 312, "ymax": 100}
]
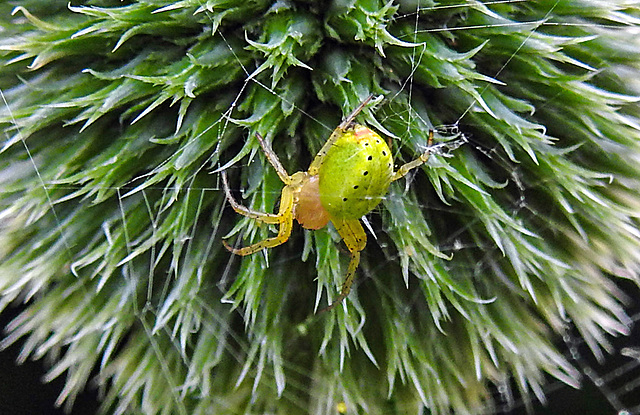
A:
[
  {"xmin": 1, "ymin": 286, "xmax": 638, "ymax": 415},
  {"xmin": 0, "ymin": 305, "xmax": 100, "ymax": 415}
]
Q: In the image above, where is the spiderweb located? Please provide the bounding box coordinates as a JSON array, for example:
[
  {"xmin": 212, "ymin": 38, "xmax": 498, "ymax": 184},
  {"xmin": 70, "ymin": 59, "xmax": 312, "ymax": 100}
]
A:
[
  {"xmin": 491, "ymin": 293, "xmax": 640, "ymax": 415},
  {"xmin": 1, "ymin": 0, "xmax": 640, "ymax": 414}
]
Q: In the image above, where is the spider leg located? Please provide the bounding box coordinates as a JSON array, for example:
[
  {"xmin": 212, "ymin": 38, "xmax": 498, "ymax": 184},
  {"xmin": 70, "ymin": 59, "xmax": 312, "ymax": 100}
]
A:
[
  {"xmin": 391, "ymin": 129, "xmax": 435, "ymax": 181},
  {"xmin": 308, "ymin": 127, "xmax": 344, "ymax": 176},
  {"xmin": 320, "ymin": 218, "xmax": 367, "ymax": 313},
  {"xmin": 308, "ymin": 95, "xmax": 375, "ymax": 175},
  {"xmin": 338, "ymin": 94, "xmax": 375, "ymax": 130},
  {"xmin": 221, "ymin": 131, "xmax": 296, "ymax": 224},
  {"xmin": 221, "ymin": 170, "xmax": 282, "ymax": 224},
  {"xmin": 255, "ymin": 133, "xmax": 292, "ymax": 184},
  {"xmin": 222, "ymin": 176, "xmax": 295, "ymax": 256}
]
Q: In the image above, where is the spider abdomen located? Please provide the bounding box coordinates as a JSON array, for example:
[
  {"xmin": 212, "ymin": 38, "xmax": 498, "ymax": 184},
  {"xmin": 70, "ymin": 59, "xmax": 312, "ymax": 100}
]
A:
[{"xmin": 318, "ymin": 124, "xmax": 393, "ymax": 220}]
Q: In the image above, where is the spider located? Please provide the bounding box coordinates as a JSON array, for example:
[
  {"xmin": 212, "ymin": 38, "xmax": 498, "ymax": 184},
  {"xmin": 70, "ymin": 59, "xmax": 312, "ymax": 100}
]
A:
[{"xmin": 221, "ymin": 96, "xmax": 434, "ymax": 312}]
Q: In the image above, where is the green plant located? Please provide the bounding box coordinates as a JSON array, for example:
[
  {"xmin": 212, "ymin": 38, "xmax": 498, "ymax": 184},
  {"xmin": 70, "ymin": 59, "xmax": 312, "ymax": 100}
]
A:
[{"xmin": 1, "ymin": 1, "xmax": 639, "ymax": 414}]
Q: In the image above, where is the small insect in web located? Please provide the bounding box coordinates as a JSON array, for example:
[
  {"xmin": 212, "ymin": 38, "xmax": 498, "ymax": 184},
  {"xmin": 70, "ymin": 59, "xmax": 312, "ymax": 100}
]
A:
[{"xmin": 221, "ymin": 95, "xmax": 443, "ymax": 312}]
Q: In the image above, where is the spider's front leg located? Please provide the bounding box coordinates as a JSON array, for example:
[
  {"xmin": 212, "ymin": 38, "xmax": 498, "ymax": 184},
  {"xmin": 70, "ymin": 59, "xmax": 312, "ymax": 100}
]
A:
[
  {"xmin": 392, "ymin": 129, "xmax": 435, "ymax": 181},
  {"xmin": 320, "ymin": 218, "xmax": 367, "ymax": 313},
  {"xmin": 221, "ymin": 170, "xmax": 295, "ymax": 256}
]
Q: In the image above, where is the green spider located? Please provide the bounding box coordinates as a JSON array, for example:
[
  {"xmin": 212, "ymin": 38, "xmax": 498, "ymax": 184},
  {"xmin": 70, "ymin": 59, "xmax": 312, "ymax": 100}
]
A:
[{"xmin": 222, "ymin": 96, "xmax": 434, "ymax": 311}]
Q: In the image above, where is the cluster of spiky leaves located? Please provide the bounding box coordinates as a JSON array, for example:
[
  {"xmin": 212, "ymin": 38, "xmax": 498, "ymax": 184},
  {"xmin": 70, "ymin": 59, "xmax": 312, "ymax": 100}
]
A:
[{"xmin": 1, "ymin": 0, "xmax": 640, "ymax": 414}]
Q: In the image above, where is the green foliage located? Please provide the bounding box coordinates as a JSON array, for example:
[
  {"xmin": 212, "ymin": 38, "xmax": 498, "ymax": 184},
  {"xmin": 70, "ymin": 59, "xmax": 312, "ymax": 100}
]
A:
[{"xmin": 1, "ymin": 0, "xmax": 640, "ymax": 414}]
